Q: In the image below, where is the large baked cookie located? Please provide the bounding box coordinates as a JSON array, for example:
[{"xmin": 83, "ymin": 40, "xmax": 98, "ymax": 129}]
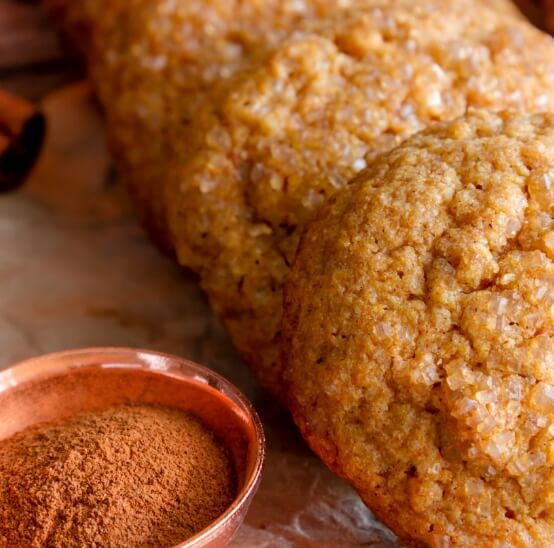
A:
[
  {"xmin": 164, "ymin": 4, "xmax": 554, "ymax": 397},
  {"xmin": 283, "ymin": 110, "xmax": 554, "ymax": 546},
  {"xmin": 44, "ymin": 0, "xmax": 554, "ymax": 398},
  {"xmin": 85, "ymin": 0, "xmax": 384, "ymax": 247}
]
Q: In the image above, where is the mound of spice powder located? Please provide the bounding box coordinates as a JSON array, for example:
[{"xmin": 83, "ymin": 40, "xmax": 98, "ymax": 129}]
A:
[{"xmin": 0, "ymin": 403, "xmax": 236, "ymax": 547}]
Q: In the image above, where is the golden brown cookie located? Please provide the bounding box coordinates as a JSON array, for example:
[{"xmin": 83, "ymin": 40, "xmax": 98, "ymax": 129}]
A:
[
  {"xmin": 45, "ymin": 0, "xmax": 553, "ymax": 398},
  {"xmin": 70, "ymin": 0, "xmax": 380, "ymax": 247},
  {"xmin": 164, "ymin": 4, "xmax": 554, "ymax": 397},
  {"xmin": 282, "ymin": 110, "xmax": 554, "ymax": 546},
  {"xmin": 43, "ymin": 0, "xmax": 375, "ymax": 246}
]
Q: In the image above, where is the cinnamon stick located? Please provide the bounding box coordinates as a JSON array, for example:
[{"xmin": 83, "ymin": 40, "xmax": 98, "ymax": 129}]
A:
[{"xmin": 0, "ymin": 89, "xmax": 46, "ymax": 192}]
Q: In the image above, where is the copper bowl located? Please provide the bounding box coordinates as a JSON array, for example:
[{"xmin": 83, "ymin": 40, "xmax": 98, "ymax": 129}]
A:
[{"xmin": 0, "ymin": 347, "xmax": 265, "ymax": 547}]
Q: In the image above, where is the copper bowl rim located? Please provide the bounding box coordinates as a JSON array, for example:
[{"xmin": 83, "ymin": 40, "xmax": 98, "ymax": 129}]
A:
[{"xmin": 0, "ymin": 346, "xmax": 266, "ymax": 547}]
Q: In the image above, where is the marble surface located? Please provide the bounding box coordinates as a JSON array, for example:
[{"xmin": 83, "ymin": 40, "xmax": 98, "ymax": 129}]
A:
[{"xmin": 0, "ymin": 83, "xmax": 397, "ymax": 547}]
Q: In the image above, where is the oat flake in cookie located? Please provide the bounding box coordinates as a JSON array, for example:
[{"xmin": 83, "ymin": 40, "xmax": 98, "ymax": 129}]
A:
[{"xmin": 283, "ymin": 111, "xmax": 554, "ymax": 546}]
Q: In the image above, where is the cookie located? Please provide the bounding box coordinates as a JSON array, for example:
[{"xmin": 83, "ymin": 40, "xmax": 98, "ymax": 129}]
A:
[
  {"xmin": 282, "ymin": 110, "xmax": 554, "ymax": 546},
  {"xmin": 86, "ymin": 0, "xmax": 386, "ymax": 247},
  {"xmin": 164, "ymin": 3, "xmax": 554, "ymax": 397},
  {"xmin": 45, "ymin": 0, "xmax": 554, "ymax": 398}
]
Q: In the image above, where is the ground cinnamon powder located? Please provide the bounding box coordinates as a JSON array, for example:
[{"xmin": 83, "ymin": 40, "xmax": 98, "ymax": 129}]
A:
[{"xmin": 0, "ymin": 403, "xmax": 236, "ymax": 547}]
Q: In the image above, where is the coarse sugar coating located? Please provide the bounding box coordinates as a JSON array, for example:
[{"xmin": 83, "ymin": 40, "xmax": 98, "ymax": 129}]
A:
[
  {"xmin": 80, "ymin": 0, "xmax": 380, "ymax": 246},
  {"xmin": 42, "ymin": 0, "xmax": 523, "ymax": 42},
  {"xmin": 44, "ymin": 0, "xmax": 552, "ymax": 397},
  {"xmin": 282, "ymin": 110, "xmax": 554, "ymax": 546},
  {"xmin": 164, "ymin": 2, "xmax": 554, "ymax": 398}
]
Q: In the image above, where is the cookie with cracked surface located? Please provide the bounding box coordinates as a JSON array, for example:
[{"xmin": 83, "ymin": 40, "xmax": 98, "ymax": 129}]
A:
[
  {"xmin": 43, "ymin": 0, "xmax": 550, "ymax": 398},
  {"xmin": 164, "ymin": 3, "xmax": 554, "ymax": 398},
  {"xmin": 282, "ymin": 110, "xmax": 554, "ymax": 546},
  {"xmin": 42, "ymin": 0, "xmax": 394, "ymax": 247},
  {"xmin": 60, "ymin": 0, "xmax": 380, "ymax": 248}
]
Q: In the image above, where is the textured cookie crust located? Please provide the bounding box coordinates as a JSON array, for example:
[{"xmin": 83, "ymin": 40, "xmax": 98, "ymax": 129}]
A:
[
  {"xmin": 85, "ymin": 0, "xmax": 378, "ymax": 247},
  {"xmin": 45, "ymin": 0, "xmax": 553, "ymax": 398},
  {"xmin": 164, "ymin": 3, "xmax": 554, "ymax": 397},
  {"xmin": 283, "ymin": 111, "xmax": 554, "ymax": 546}
]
